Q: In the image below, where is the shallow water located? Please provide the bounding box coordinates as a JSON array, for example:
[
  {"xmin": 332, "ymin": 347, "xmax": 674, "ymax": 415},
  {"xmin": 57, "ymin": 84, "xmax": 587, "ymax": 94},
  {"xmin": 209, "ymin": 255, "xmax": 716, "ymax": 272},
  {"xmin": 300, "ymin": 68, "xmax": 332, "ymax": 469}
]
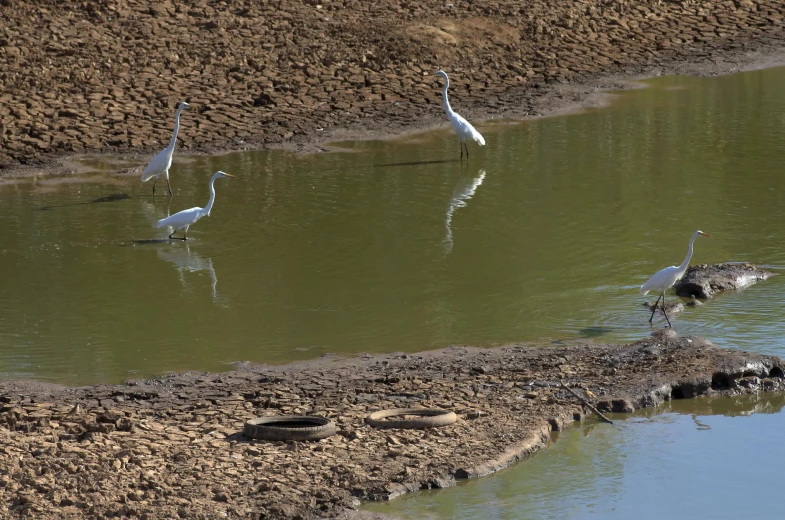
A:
[
  {"xmin": 364, "ymin": 393, "xmax": 785, "ymax": 519},
  {"xmin": 2, "ymin": 68, "xmax": 785, "ymax": 384}
]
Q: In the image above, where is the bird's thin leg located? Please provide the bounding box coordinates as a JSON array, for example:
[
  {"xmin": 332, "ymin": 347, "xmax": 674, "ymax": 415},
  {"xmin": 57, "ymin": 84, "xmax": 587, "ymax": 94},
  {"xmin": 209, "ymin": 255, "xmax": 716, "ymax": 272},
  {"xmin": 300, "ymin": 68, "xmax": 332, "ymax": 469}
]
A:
[
  {"xmin": 168, "ymin": 230, "xmax": 177, "ymax": 240},
  {"xmin": 166, "ymin": 170, "xmax": 173, "ymax": 197},
  {"xmin": 661, "ymin": 291, "xmax": 672, "ymax": 328},
  {"xmin": 465, "ymin": 142, "xmax": 470, "ymax": 160},
  {"xmin": 648, "ymin": 293, "xmax": 662, "ymax": 322},
  {"xmin": 460, "ymin": 141, "xmax": 464, "ymax": 161},
  {"xmin": 152, "ymin": 177, "xmax": 157, "ymax": 196}
]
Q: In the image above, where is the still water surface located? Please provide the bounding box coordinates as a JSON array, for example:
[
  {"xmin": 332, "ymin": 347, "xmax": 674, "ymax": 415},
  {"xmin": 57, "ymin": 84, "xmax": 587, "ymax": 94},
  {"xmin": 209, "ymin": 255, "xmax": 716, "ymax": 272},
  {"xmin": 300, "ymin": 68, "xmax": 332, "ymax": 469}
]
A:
[
  {"xmin": 364, "ymin": 393, "xmax": 785, "ymax": 519},
  {"xmin": 2, "ymin": 68, "xmax": 785, "ymax": 384}
]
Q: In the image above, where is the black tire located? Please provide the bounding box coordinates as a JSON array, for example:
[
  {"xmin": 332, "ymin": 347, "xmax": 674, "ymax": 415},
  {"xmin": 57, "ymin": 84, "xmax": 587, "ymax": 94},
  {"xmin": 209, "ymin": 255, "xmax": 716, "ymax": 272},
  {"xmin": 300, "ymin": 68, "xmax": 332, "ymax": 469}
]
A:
[
  {"xmin": 365, "ymin": 408, "xmax": 457, "ymax": 430},
  {"xmin": 243, "ymin": 416, "xmax": 336, "ymax": 441}
]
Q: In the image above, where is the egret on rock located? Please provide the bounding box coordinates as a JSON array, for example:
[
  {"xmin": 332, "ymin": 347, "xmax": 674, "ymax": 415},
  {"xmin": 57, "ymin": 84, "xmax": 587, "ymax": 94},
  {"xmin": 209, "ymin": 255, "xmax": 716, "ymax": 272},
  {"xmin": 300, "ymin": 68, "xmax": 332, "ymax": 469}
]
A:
[
  {"xmin": 156, "ymin": 171, "xmax": 235, "ymax": 240},
  {"xmin": 434, "ymin": 70, "xmax": 485, "ymax": 160},
  {"xmin": 141, "ymin": 101, "xmax": 190, "ymax": 197},
  {"xmin": 640, "ymin": 230, "xmax": 710, "ymax": 327}
]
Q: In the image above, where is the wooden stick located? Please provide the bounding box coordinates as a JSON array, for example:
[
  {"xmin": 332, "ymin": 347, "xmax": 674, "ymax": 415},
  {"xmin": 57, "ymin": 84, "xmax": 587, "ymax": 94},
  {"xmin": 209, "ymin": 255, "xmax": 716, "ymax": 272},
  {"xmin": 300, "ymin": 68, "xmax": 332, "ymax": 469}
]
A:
[{"xmin": 559, "ymin": 380, "xmax": 614, "ymax": 425}]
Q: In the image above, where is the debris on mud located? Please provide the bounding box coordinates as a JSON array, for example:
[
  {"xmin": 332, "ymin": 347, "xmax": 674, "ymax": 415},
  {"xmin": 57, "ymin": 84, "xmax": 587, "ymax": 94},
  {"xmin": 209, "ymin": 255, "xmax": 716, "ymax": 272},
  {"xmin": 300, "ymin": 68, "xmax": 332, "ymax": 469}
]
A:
[{"xmin": 1, "ymin": 332, "xmax": 782, "ymax": 518}]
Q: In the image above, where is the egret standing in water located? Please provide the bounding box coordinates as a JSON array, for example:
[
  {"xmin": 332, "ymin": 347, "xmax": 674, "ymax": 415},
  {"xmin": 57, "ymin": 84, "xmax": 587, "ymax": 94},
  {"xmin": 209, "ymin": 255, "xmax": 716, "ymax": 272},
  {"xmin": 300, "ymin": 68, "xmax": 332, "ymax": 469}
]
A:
[
  {"xmin": 141, "ymin": 101, "xmax": 190, "ymax": 197},
  {"xmin": 434, "ymin": 70, "xmax": 485, "ymax": 160},
  {"xmin": 156, "ymin": 171, "xmax": 235, "ymax": 240},
  {"xmin": 640, "ymin": 230, "xmax": 710, "ymax": 327}
]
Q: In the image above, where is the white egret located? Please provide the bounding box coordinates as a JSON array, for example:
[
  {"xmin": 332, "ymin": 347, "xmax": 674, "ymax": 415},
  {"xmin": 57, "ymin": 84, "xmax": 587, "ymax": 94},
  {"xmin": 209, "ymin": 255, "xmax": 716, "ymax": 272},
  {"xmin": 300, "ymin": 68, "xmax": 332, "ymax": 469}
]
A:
[
  {"xmin": 640, "ymin": 230, "xmax": 710, "ymax": 327},
  {"xmin": 141, "ymin": 101, "xmax": 191, "ymax": 197},
  {"xmin": 156, "ymin": 171, "xmax": 235, "ymax": 240},
  {"xmin": 434, "ymin": 70, "xmax": 485, "ymax": 160}
]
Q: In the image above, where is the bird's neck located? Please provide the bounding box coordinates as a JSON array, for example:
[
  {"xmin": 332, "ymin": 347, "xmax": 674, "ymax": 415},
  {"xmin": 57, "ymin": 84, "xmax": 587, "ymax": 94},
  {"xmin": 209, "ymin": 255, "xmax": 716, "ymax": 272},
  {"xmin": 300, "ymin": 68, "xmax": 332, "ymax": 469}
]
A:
[
  {"xmin": 677, "ymin": 233, "xmax": 698, "ymax": 273},
  {"xmin": 441, "ymin": 78, "xmax": 453, "ymax": 115},
  {"xmin": 203, "ymin": 174, "xmax": 219, "ymax": 216},
  {"xmin": 168, "ymin": 107, "xmax": 184, "ymax": 151}
]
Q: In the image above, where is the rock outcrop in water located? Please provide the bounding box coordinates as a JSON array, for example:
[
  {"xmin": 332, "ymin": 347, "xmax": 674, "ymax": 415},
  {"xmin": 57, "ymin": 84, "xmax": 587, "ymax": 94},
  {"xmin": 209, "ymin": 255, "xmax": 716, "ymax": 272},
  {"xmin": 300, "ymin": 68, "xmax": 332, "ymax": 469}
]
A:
[
  {"xmin": 642, "ymin": 300, "xmax": 684, "ymax": 317},
  {"xmin": 674, "ymin": 263, "xmax": 773, "ymax": 299}
]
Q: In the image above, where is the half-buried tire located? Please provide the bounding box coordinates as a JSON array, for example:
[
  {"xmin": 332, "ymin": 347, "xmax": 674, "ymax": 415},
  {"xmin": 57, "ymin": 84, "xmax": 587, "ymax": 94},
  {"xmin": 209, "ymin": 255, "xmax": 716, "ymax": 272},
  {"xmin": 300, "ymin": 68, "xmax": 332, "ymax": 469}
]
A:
[
  {"xmin": 365, "ymin": 408, "xmax": 457, "ymax": 429},
  {"xmin": 243, "ymin": 416, "xmax": 336, "ymax": 441}
]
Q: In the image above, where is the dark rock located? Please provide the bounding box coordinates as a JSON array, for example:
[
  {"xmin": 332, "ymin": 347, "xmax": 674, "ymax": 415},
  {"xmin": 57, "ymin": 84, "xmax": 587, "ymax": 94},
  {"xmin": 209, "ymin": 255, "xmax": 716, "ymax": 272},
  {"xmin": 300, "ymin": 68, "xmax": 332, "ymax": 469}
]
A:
[
  {"xmin": 642, "ymin": 301, "xmax": 684, "ymax": 316},
  {"xmin": 674, "ymin": 263, "xmax": 773, "ymax": 299},
  {"xmin": 596, "ymin": 398, "xmax": 635, "ymax": 413}
]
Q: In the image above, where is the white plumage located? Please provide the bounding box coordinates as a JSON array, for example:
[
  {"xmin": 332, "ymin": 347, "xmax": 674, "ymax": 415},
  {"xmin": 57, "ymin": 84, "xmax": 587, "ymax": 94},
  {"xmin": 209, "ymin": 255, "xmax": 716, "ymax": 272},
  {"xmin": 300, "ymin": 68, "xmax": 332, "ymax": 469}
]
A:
[
  {"xmin": 435, "ymin": 70, "xmax": 485, "ymax": 159},
  {"xmin": 156, "ymin": 171, "xmax": 235, "ymax": 240},
  {"xmin": 640, "ymin": 230, "xmax": 710, "ymax": 326},
  {"xmin": 141, "ymin": 101, "xmax": 190, "ymax": 196}
]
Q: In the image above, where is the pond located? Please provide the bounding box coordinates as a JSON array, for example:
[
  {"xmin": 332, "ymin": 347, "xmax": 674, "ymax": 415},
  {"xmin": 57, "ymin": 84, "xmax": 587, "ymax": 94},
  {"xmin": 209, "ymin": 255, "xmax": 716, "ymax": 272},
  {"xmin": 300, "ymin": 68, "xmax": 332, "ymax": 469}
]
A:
[
  {"xmin": 364, "ymin": 393, "xmax": 785, "ymax": 519},
  {"xmin": 0, "ymin": 68, "xmax": 784, "ymax": 387},
  {"xmin": 360, "ymin": 66, "xmax": 785, "ymax": 518}
]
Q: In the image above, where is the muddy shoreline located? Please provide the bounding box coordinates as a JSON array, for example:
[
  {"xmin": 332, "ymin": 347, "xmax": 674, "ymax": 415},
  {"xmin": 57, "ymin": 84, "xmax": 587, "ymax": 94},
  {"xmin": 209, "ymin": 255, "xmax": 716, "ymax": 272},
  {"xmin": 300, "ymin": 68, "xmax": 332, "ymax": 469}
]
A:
[
  {"xmin": 2, "ymin": 1, "xmax": 785, "ymax": 177},
  {"xmin": 2, "ymin": 331, "xmax": 783, "ymax": 519},
  {"xmin": 3, "ymin": 1, "xmax": 785, "ymax": 518}
]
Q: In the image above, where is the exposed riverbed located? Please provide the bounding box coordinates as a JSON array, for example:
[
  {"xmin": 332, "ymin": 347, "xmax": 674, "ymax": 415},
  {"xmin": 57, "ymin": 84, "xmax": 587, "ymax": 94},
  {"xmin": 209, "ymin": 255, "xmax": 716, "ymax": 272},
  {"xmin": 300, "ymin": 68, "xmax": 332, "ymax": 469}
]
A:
[
  {"xmin": 365, "ymin": 393, "xmax": 785, "ymax": 520},
  {"xmin": 2, "ymin": 1, "xmax": 785, "ymax": 170},
  {"xmin": 2, "ymin": 18, "xmax": 785, "ymax": 519},
  {"xmin": 1, "ymin": 332, "xmax": 782, "ymax": 518}
]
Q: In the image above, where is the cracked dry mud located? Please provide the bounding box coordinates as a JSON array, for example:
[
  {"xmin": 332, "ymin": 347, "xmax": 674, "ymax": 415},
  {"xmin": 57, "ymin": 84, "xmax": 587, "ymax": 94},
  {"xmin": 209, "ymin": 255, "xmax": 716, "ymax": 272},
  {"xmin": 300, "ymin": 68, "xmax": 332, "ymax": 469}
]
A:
[
  {"xmin": 1, "ymin": 0, "xmax": 785, "ymax": 173},
  {"xmin": 1, "ymin": 331, "xmax": 783, "ymax": 519},
  {"xmin": 2, "ymin": 1, "xmax": 785, "ymax": 518}
]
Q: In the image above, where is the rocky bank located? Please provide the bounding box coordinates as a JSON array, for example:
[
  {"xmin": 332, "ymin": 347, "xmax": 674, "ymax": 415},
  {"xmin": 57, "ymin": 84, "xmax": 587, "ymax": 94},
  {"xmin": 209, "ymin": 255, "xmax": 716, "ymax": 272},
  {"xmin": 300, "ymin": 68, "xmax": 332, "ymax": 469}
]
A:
[
  {"xmin": 1, "ymin": 331, "xmax": 783, "ymax": 519},
  {"xmin": 1, "ymin": 0, "xmax": 785, "ymax": 171}
]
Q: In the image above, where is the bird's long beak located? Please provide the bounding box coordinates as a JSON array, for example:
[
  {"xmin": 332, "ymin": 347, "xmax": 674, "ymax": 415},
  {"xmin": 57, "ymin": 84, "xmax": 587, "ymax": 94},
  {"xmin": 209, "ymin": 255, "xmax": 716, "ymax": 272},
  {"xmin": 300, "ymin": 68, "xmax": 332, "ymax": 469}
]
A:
[
  {"xmin": 699, "ymin": 231, "xmax": 711, "ymax": 237},
  {"xmin": 223, "ymin": 173, "xmax": 236, "ymax": 178}
]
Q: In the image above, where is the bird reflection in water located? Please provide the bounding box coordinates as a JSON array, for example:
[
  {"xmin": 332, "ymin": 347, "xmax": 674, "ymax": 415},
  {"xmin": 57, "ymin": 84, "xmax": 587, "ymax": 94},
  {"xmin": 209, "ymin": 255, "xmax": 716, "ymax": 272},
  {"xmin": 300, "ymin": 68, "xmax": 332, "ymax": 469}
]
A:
[
  {"xmin": 140, "ymin": 201, "xmax": 222, "ymax": 303},
  {"xmin": 444, "ymin": 169, "xmax": 486, "ymax": 254},
  {"xmin": 157, "ymin": 243, "xmax": 220, "ymax": 303}
]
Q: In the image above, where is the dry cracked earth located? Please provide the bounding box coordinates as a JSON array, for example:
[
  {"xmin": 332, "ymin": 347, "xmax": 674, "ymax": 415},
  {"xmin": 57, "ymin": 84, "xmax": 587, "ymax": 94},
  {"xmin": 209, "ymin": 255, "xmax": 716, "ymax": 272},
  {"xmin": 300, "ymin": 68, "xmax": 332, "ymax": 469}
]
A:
[
  {"xmin": 2, "ymin": 1, "xmax": 785, "ymax": 518},
  {"xmin": 1, "ymin": 331, "xmax": 783, "ymax": 518},
  {"xmin": 1, "ymin": 0, "xmax": 785, "ymax": 172}
]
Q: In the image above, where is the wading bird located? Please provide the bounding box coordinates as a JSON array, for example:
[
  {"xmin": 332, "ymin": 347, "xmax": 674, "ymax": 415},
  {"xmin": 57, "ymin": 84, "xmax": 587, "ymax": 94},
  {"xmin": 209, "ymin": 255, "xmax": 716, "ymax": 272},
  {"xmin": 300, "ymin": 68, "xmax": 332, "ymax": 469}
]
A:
[
  {"xmin": 156, "ymin": 171, "xmax": 235, "ymax": 240},
  {"xmin": 141, "ymin": 101, "xmax": 190, "ymax": 197},
  {"xmin": 640, "ymin": 230, "xmax": 710, "ymax": 327},
  {"xmin": 434, "ymin": 70, "xmax": 485, "ymax": 160}
]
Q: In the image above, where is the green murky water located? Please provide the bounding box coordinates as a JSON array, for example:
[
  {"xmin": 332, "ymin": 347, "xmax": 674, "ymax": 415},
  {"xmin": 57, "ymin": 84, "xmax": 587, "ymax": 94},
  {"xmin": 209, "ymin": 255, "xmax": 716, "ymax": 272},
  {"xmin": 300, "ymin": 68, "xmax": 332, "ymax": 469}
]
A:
[
  {"xmin": 364, "ymin": 393, "xmax": 785, "ymax": 519},
  {"xmin": 360, "ymin": 67, "xmax": 785, "ymax": 519},
  {"xmin": 2, "ymin": 68, "xmax": 785, "ymax": 384}
]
